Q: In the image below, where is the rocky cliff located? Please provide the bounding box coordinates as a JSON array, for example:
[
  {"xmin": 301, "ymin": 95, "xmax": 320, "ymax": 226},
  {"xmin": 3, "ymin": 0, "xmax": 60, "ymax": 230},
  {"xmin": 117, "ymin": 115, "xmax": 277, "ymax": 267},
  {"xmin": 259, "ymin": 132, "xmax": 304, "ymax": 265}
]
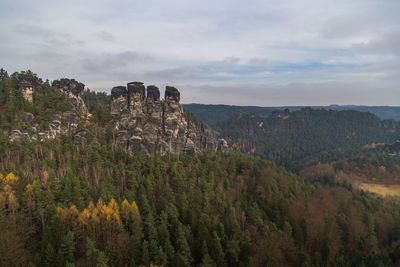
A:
[
  {"xmin": 10, "ymin": 79, "xmax": 89, "ymax": 144},
  {"xmin": 9, "ymin": 77, "xmax": 227, "ymax": 155},
  {"xmin": 16, "ymin": 71, "xmax": 42, "ymax": 102},
  {"xmin": 111, "ymin": 82, "xmax": 228, "ymax": 155}
]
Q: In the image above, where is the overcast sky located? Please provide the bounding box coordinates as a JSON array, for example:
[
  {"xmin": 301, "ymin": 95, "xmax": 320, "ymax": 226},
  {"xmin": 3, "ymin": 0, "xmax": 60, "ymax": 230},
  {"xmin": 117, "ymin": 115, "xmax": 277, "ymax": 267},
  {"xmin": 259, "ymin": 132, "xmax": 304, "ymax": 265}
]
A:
[{"xmin": 1, "ymin": 0, "xmax": 399, "ymax": 106}]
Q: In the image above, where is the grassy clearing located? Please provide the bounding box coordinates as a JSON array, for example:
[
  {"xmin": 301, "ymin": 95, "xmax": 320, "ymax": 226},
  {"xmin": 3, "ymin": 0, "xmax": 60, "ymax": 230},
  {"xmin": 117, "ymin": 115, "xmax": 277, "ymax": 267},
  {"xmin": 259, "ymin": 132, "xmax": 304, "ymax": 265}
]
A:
[{"xmin": 358, "ymin": 183, "xmax": 400, "ymax": 198}]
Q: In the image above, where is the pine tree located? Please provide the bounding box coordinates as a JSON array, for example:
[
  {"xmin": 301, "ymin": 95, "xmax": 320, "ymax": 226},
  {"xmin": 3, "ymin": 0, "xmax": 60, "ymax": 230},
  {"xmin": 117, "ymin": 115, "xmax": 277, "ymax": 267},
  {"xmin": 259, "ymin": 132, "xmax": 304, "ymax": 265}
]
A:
[
  {"xmin": 200, "ymin": 254, "xmax": 217, "ymax": 267},
  {"xmin": 60, "ymin": 231, "xmax": 75, "ymax": 263},
  {"xmin": 44, "ymin": 243, "xmax": 56, "ymax": 266},
  {"xmin": 141, "ymin": 240, "xmax": 150, "ymax": 267},
  {"xmin": 210, "ymin": 231, "xmax": 227, "ymax": 267}
]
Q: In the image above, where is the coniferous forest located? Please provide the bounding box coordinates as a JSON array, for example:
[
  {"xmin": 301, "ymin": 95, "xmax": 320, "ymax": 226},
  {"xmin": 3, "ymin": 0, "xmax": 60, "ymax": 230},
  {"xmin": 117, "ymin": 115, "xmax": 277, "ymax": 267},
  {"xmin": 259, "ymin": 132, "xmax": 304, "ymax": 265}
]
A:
[
  {"xmin": 1, "ymin": 69, "xmax": 400, "ymax": 267},
  {"xmin": 215, "ymin": 110, "xmax": 399, "ymax": 171}
]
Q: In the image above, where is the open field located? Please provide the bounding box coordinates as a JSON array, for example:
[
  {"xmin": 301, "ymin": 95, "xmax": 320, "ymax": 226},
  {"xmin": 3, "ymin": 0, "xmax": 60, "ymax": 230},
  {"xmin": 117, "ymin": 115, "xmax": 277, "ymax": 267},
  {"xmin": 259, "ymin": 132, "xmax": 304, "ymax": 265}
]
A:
[{"xmin": 358, "ymin": 183, "xmax": 400, "ymax": 198}]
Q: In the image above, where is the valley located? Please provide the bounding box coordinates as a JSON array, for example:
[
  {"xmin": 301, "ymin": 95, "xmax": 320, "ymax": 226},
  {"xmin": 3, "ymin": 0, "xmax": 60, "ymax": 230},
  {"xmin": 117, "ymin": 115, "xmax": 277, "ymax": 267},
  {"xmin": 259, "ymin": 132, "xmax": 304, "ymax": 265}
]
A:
[{"xmin": 0, "ymin": 69, "xmax": 400, "ymax": 266}]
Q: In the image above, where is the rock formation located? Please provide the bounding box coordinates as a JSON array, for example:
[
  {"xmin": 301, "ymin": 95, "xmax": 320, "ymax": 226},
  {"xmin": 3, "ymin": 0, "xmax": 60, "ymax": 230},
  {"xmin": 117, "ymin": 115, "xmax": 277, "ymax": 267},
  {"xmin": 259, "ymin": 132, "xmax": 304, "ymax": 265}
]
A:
[
  {"xmin": 52, "ymin": 79, "xmax": 89, "ymax": 120},
  {"xmin": 9, "ymin": 78, "xmax": 89, "ymax": 144},
  {"xmin": 16, "ymin": 72, "xmax": 42, "ymax": 102},
  {"xmin": 272, "ymin": 108, "xmax": 290, "ymax": 119},
  {"xmin": 9, "ymin": 77, "xmax": 228, "ymax": 155},
  {"xmin": 111, "ymin": 82, "xmax": 227, "ymax": 155}
]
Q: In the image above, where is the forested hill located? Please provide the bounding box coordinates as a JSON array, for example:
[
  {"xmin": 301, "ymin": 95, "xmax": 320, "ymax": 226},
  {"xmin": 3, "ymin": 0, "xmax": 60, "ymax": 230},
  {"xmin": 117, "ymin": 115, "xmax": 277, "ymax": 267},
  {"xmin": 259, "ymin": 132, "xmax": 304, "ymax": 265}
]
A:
[
  {"xmin": 0, "ymin": 69, "xmax": 226, "ymax": 155},
  {"xmin": 1, "ymin": 134, "xmax": 400, "ymax": 266},
  {"xmin": 182, "ymin": 104, "xmax": 400, "ymax": 126},
  {"xmin": 2, "ymin": 69, "xmax": 400, "ymax": 266},
  {"xmin": 216, "ymin": 108, "xmax": 400, "ymax": 171}
]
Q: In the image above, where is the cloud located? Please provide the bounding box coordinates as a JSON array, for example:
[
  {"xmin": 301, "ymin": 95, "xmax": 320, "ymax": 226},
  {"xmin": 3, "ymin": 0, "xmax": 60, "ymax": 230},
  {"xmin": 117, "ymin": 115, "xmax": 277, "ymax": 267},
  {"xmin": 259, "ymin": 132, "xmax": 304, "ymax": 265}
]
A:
[
  {"xmin": 82, "ymin": 51, "xmax": 141, "ymax": 72},
  {"xmin": 0, "ymin": 0, "xmax": 399, "ymax": 105},
  {"xmin": 247, "ymin": 58, "xmax": 270, "ymax": 66},
  {"xmin": 97, "ymin": 31, "xmax": 116, "ymax": 42},
  {"xmin": 352, "ymin": 30, "xmax": 400, "ymax": 55},
  {"xmin": 181, "ymin": 81, "xmax": 400, "ymax": 106},
  {"xmin": 143, "ymin": 57, "xmax": 241, "ymax": 80}
]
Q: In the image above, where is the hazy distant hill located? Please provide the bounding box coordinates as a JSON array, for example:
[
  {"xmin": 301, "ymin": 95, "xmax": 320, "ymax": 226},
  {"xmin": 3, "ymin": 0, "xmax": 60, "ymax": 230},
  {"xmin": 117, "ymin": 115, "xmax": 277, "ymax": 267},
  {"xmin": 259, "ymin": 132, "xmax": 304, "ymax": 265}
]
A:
[
  {"xmin": 183, "ymin": 104, "xmax": 400, "ymax": 125},
  {"xmin": 215, "ymin": 108, "xmax": 400, "ymax": 171}
]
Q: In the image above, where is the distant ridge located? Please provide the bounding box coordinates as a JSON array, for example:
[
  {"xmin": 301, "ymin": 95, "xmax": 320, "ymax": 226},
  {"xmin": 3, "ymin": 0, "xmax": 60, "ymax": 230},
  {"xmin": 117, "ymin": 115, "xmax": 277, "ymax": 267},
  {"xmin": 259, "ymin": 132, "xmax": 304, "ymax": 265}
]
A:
[{"xmin": 183, "ymin": 103, "xmax": 400, "ymax": 125}]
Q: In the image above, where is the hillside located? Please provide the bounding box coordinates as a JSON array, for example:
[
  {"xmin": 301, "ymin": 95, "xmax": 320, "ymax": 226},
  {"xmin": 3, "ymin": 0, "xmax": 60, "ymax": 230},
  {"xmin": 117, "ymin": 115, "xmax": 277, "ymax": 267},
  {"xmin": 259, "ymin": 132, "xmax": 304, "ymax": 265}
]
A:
[
  {"xmin": 183, "ymin": 104, "xmax": 400, "ymax": 126},
  {"xmin": 0, "ymin": 69, "xmax": 227, "ymax": 156},
  {"xmin": 1, "ymin": 134, "xmax": 400, "ymax": 266},
  {"xmin": 1, "ymin": 69, "xmax": 400, "ymax": 266},
  {"xmin": 216, "ymin": 108, "xmax": 400, "ymax": 171}
]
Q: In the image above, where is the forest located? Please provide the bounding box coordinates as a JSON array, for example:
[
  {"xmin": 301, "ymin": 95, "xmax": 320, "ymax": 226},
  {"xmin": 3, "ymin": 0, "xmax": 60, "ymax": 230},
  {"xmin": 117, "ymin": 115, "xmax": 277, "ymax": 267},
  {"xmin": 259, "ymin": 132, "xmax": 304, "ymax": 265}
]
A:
[
  {"xmin": 1, "ymin": 135, "xmax": 400, "ymax": 266},
  {"xmin": 183, "ymin": 104, "xmax": 400, "ymax": 126},
  {"xmin": 1, "ymin": 69, "xmax": 400, "ymax": 266},
  {"xmin": 215, "ymin": 109, "xmax": 399, "ymax": 171}
]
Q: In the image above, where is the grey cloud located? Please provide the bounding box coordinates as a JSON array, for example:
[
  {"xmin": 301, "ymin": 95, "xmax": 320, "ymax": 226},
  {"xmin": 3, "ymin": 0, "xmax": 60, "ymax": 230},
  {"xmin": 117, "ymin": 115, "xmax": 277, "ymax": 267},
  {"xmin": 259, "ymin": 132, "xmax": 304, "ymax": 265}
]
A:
[
  {"xmin": 348, "ymin": 61, "xmax": 400, "ymax": 81},
  {"xmin": 247, "ymin": 57, "xmax": 270, "ymax": 66},
  {"xmin": 320, "ymin": 14, "xmax": 372, "ymax": 39},
  {"xmin": 352, "ymin": 31, "xmax": 400, "ymax": 55},
  {"xmin": 181, "ymin": 81, "xmax": 399, "ymax": 106},
  {"xmin": 82, "ymin": 51, "xmax": 145, "ymax": 72},
  {"xmin": 197, "ymin": 57, "xmax": 240, "ymax": 73},
  {"xmin": 14, "ymin": 24, "xmax": 84, "ymax": 49},
  {"xmin": 97, "ymin": 31, "xmax": 116, "ymax": 42},
  {"xmin": 14, "ymin": 24, "xmax": 54, "ymax": 37},
  {"xmin": 2, "ymin": 0, "xmax": 400, "ymax": 106},
  {"xmin": 144, "ymin": 67, "xmax": 195, "ymax": 80},
  {"xmin": 144, "ymin": 57, "xmax": 241, "ymax": 80}
]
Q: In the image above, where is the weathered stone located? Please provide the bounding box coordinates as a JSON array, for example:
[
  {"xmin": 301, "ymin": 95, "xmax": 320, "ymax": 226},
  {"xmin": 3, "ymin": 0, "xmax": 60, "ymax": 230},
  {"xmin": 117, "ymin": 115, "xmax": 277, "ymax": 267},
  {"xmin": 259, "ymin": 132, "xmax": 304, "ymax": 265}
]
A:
[
  {"xmin": 52, "ymin": 78, "xmax": 85, "ymax": 96},
  {"xmin": 53, "ymin": 78, "xmax": 89, "ymax": 120},
  {"xmin": 9, "ymin": 129, "xmax": 26, "ymax": 142},
  {"xmin": 272, "ymin": 108, "xmax": 290, "ymax": 119},
  {"xmin": 74, "ymin": 129, "xmax": 87, "ymax": 146},
  {"xmin": 111, "ymin": 86, "xmax": 128, "ymax": 100},
  {"xmin": 20, "ymin": 112, "xmax": 34, "ymax": 124},
  {"xmin": 165, "ymin": 86, "xmax": 180, "ymax": 102},
  {"xmin": 49, "ymin": 119, "xmax": 62, "ymax": 138},
  {"xmin": 38, "ymin": 132, "xmax": 48, "ymax": 140},
  {"xmin": 111, "ymin": 86, "xmax": 128, "ymax": 117},
  {"xmin": 145, "ymin": 86, "xmax": 162, "ymax": 125},
  {"xmin": 184, "ymin": 138, "xmax": 195, "ymax": 154},
  {"xmin": 127, "ymin": 82, "xmax": 145, "ymax": 101},
  {"xmin": 111, "ymin": 83, "xmax": 228, "ymax": 155},
  {"xmin": 129, "ymin": 136, "xmax": 142, "ymax": 153},
  {"xmin": 127, "ymin": 82, "xmax": 146, "ymax": 115},
  {"xmin": 10, "ymin": 77, "xmax": 90, "ymax": 143},
  {"xmin": 9, "ymin": 76, "xmax": 228, "ymax": 155},
  {"xmin": 218, "ymin": 139, "xmax": 229, "ymax": 152},
  {"xmin": 147, "ymin": 85, "xmax": 160, "ymax": 102},
  {"xmin": 17, "ymin": 72, "xmax": 42, "ymax": 102},
  {"xmin": 22, "ymin": 87, "xmax": 34, "ymax": 102}
]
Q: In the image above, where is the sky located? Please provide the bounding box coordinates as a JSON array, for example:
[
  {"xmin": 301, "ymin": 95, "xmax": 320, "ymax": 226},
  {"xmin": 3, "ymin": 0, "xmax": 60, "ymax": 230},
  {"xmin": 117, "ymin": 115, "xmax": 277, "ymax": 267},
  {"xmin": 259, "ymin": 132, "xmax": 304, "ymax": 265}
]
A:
[{"xmin": 0, "ymin": 0, "xmax": 399, "ymax": 106}]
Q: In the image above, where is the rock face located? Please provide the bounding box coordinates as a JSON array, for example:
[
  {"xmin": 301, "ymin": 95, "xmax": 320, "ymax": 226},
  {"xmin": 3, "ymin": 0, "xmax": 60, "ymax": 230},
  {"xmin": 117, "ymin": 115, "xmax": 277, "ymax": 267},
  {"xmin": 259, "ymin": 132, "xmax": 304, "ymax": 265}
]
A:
[
  {"xmin": 272, "ymin": 108, "xmax": 290, "ymax": 119},
  {"xmin": 111, "ymin": 82, "xmax": 227, "ymax": 155},
  {"xmin": 52, "ymin": 79, "xmax": 89, "ymax": 120},
  {"xmin": 9, "ymin": 77, "xmax": 228, "ymax": 155},
  {"xmin": 17, "ymin": 72, "xmax": 43, "ymax": 102},
  {"xmin": 9, "ymin": 78, "xmax": 89, "ymax": 143}
]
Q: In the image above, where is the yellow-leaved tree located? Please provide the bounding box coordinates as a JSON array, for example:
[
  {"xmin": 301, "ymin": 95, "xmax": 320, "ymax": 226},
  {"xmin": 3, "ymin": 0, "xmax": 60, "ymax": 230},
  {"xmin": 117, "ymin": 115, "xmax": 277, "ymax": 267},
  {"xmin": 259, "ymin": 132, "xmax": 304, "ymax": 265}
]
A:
[
  {"xmin": 57, "ymin": 198, "xmax": 129, "ymax": 249},
  {"xmin": 0, "ymin": 173, "xmax": 20, "ymax": 214}
]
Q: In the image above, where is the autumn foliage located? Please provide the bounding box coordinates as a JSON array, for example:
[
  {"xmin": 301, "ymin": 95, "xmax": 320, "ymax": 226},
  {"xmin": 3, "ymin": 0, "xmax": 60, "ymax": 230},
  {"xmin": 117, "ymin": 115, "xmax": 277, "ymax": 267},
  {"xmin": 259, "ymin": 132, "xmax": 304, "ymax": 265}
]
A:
[{"xmin": 0, "ymin": 135, "xmax": 400, "ymax": 266}]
